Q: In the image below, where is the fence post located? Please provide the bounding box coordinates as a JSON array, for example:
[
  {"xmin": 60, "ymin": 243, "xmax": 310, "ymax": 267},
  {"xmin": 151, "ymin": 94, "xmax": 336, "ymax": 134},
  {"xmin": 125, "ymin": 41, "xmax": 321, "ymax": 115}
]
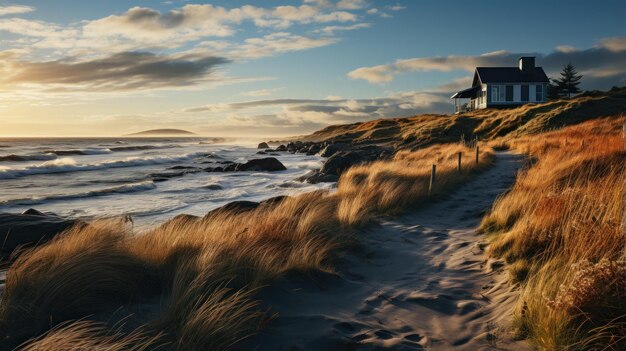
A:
[
  {"xmin": 475, "ymin": 145, "xmax": 479, "ymax": 164},
  {"xmin": 458, "ymin": 152, "xmax": 462, "ymax": 173},
  {"xmin": 429, "ymin": 164, "xmax": 436, "ymax": 195}
]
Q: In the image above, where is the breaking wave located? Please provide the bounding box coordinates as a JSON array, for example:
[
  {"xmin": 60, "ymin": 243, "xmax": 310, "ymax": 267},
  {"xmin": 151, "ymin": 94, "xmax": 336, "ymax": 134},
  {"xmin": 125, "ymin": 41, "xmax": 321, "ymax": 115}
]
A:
[
  {"xmin": 44, "ymin": 148, "xmax": 112, "ymax": 156},
  {"xmin": 0, "ymin": 153, "xmax": 57, "ymax": 162},
  {"xmin": 0, "ymin": 152, "xmax": 210, "ymax": 179},
  {"xmin": 1, "ymin": 180, "xmax": 157, "ymax": 205}
]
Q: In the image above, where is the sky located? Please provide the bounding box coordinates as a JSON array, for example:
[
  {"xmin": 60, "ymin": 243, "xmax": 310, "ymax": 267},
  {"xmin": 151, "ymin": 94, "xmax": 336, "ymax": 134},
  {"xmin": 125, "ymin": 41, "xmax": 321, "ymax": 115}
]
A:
[{"xmin": 0, "ymin": 0, "xmax": 624, "ymax": 137}]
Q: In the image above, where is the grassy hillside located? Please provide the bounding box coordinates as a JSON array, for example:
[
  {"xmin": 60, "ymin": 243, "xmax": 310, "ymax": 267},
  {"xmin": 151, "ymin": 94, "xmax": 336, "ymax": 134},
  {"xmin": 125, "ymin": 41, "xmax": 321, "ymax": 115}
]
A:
[
  {"xmin": 299, "ymin": 86, "xmax": 626, "ymax": 148},
  {"xmin": 481, "ymin": 116, "xmax": 625, "ymax": 350}
]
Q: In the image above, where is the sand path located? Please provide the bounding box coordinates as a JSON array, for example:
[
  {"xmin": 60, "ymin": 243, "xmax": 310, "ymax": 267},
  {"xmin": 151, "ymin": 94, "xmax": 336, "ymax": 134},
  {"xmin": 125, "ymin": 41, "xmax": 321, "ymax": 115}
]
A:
[{"xmin": 249, "ymin": 152, "xmax": 529, "ymax": 350}]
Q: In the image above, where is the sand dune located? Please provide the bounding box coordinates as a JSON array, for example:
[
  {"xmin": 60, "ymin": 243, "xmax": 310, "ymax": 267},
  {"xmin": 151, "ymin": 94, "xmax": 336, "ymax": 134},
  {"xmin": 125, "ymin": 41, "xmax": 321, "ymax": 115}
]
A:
[{"xmin": 248, "ymin": 152, "xmax": 528, "ymax": 350}]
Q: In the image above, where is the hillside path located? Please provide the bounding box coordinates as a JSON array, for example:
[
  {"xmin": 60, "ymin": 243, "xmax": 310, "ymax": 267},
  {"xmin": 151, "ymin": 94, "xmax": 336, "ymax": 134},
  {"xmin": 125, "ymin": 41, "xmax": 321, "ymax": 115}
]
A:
[{"xmin": 249, "ymin": 152, "xmax": 529, "ymax": 351}]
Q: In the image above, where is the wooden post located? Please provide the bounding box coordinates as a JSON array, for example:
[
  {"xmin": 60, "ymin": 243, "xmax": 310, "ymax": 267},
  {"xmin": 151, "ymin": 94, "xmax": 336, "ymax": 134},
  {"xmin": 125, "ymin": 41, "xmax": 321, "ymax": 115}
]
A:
[
  {"xmin": 458, "ymin": 152, "xmax": 462, "ymax": 173},
  {"xmin": 429, "ymin": 164, "xmax": 436, "ymax": 195},
  {"xmin": 475, "ymin": 145, "xmax": 479, "ymax": 164}
]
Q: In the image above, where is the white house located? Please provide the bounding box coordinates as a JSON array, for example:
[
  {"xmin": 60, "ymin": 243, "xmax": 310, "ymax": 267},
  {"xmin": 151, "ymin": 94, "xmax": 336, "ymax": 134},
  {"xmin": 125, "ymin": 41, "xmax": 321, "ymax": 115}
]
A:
[{"xmin": 451, "ymin": 57, "xmax": 549, "ymax": 113}]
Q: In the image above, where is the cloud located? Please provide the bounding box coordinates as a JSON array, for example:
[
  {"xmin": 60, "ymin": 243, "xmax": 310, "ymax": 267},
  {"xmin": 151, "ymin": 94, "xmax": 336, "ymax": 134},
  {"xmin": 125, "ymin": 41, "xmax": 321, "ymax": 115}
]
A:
[
  {"xmin": 0, "ymin": 1, "xmax": 372, "ymax": 58},
  {"xmin": 0, "ymin": 5, "xmax": 34, "ymax": 16},
  {"xmin": 348, "ymin": 64, "xmax": 396, "ymax": 83},
  {"xmin": 181, "ymin": 91, "xmax": 451, "ymax": 131},
  {"xmin": 336, "ymin": 0, "xmax": 368, "ymax": 10},
  {"xmin": 347, "ymin": 36, "xmax": 626, "ymax": 90},
  {"xmin": 0, "ymin": 0, "xmax": 375, "ymax": 95},
  {"xmin": 389, "ymin": 5, "xmax": 406, "ymax": 11},
  {"xmin": 0, "ymin": 51, "xmax": 230, "ymax": 92},
  {"xmin": 314, "ymin": 22, "xmax": 370, "ymax": 35},
  {"xmin": 82, "ymin": 3, "xmax": 359, "ymax": 43},
  {"xmin": 600, "ymin": 36, "xmax": 626, "ymax": 52},
  {"xmin": 240, "ymin": 88, "xmax": 283, "ymax": 97},
  {"xmin": 0, "ymin": 18, "xmax": 78, "ymax": 39},
  {"xmin": 196, "ymin": 32, "xmax": 338, "ymax": 59}
]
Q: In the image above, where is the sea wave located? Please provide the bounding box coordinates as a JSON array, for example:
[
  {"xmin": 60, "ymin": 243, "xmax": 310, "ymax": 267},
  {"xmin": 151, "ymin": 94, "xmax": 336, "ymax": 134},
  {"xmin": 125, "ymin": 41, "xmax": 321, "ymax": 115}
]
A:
[
  {"xmin": 109, "ymin": 144, "xmax": 182, "ymax": 152},
  {"xmin": 0, "ymin": 151, "xmax": 210, "ymax": 179},
  {"xmin": 0, "ymin": 153, "xmax": 57, "ymax": 162},
  {"xmin": 44, "ymin": 148, "xmax": 112, "ymax": 156},
  {"xmin": 0, "ymin": 180, "xmax": 157, "ymax": 205}
]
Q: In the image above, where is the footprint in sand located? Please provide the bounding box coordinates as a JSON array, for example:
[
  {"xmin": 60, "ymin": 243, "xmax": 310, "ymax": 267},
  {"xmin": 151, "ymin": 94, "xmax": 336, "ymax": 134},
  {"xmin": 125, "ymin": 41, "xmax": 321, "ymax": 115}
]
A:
[
  {"xmin": 374, "ymin": 329, "xmax": 395, "ymax": 340},
  {"xmin": 404, "ymin": 333, "xmax": 424, "ymax": 342}
]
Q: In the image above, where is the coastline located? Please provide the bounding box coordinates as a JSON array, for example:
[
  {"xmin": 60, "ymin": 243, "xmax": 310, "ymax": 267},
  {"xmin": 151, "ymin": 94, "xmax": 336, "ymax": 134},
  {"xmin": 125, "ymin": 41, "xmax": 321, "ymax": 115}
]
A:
[{"xmin": 0, "ymin": 89, "xmax": 624, "ymax": 350}]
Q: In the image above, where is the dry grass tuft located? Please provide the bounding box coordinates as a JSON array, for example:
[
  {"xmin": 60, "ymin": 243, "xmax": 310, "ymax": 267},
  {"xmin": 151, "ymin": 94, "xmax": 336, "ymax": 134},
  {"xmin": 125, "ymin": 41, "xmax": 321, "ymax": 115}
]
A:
[
  {"xmin": 338, "ymin": 144, "xmax": 493, "ymax": 219},
  {"xmin": 17, "ymin": 321, "xmax": 164, "ymax": 351},
  {"xmin": 0, "ymin": 143, "xmax": 491, "ymax": 350},
  {"xmin": 481, "ymin": 115, "xmax": 626, "ymax": 349}
]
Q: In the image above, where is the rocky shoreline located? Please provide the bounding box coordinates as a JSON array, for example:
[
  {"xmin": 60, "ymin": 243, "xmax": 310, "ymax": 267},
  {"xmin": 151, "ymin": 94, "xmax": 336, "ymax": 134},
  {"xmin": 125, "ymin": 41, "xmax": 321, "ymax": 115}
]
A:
[
  {"xmin": 0, "ymin": 138, "xmax": 392, "ymax": 259},
  {"xmin": 258, "ymin": 140, "xmax": 393, "ymax": 183}
]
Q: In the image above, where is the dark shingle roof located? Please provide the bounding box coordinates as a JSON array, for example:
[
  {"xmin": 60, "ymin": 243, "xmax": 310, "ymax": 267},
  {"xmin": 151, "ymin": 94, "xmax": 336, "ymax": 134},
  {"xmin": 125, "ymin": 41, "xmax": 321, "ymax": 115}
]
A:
[{"xmin": 475, "ymin": 67, "xmax": 549, "ymax": 83}]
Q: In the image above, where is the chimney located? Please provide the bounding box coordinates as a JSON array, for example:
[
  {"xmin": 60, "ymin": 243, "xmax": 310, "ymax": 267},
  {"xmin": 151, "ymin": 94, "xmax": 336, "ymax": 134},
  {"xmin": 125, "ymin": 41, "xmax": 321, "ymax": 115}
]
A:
[{"xmin": 519, "ymin": 56, "xmax": 535, "ymax": 73}]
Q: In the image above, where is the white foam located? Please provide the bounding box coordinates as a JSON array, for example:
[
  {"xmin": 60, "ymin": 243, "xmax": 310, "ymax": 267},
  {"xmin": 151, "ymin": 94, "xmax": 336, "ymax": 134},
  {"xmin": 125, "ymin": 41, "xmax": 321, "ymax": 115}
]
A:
[{"xmin": 0, "ymin": 152, "xmax": 209, "ymax": 179}]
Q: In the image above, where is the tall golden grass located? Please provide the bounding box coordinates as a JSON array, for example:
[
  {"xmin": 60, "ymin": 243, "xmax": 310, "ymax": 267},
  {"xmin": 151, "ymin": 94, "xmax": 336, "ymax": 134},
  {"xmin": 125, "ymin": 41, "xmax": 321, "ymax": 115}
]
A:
[
  {"xmin": 0, "ymin": 143, "xmax": 492, "ymax": 350},
  {"xmin": 482, "ymin": 115, "xmax": 626, "ymax": 349}
]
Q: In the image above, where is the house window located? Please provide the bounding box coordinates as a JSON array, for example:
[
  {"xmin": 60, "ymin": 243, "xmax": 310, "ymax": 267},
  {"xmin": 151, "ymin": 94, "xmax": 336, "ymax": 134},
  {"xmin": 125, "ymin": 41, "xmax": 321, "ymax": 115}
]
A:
[
  {"xmin": 491, "ymin": 85, "xmax": 506, "ymax": 102},
  {"xmin": 536, "ymin": 84, "xmax": 544, "ymax": 101},
  {"xmin": 506, "ymin": 85, "xmax": 514, "ymax": 102},
  {"xmin": 521, "ymin": 85, "xmax": 529, "ymax": 101}
]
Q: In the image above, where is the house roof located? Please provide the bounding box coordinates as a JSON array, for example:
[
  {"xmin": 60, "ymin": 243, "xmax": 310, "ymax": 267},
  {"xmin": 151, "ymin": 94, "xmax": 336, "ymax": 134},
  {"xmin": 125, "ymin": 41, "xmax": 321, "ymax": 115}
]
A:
[
  {"xmin": 475, "ymin": 67, "xmax": 549, "ymax": 84},
  {"xmin": 450, "ymin": 85, "xmax": 480, "ymax": 99}
]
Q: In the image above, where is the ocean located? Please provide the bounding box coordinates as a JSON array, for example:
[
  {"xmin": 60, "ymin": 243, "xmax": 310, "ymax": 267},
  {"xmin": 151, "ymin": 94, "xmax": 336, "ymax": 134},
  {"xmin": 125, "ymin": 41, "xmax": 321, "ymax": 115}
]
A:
[{"xmin": 0, "ymin": 137, "xmax": 331, "ymax": 227}]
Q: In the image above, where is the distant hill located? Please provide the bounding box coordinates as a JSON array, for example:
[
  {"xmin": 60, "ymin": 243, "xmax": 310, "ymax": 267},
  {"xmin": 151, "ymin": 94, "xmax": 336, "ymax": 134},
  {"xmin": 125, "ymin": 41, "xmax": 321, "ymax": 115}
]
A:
[{"xmin": 126, "ymin": 129, "xmax": 196, "ymax": 136}]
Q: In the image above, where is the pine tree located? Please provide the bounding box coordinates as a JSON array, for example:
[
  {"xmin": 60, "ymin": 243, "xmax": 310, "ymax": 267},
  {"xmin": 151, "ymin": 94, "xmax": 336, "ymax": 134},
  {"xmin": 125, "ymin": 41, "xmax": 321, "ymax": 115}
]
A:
[
  {"xmin": 553, "ymin": 63, "xmax": 583, "ymax": 98},
  {"xmin": 547, "ymin": 80, "xmax": 561, "ymax": 100}
]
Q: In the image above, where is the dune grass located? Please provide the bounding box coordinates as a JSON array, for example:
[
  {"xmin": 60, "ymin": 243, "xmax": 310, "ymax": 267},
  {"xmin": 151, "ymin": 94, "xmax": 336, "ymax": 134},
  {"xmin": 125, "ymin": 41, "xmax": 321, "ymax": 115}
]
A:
[
  {"xmin": 482, "ymin": 115, "xmax": 626, "ymax": 349},
  {"xmin": 0, "ymin": 143, "xmax": 493, "ymax": 350}
]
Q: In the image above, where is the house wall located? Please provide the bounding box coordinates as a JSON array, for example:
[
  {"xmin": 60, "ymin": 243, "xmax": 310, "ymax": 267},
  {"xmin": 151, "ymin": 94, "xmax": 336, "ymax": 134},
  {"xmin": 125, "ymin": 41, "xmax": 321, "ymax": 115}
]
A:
[
  {"xmin": 485, "ymin": 82, "xmax": 547, "ymax": 108},
  {"xmin": 478, "ymin": 84, "xmax": 488, "ymax": 109}
]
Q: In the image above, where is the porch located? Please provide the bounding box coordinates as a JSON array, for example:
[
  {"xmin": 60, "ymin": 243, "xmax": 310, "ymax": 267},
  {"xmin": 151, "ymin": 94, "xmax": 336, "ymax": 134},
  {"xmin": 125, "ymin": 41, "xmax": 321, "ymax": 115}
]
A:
[{"xmin": 451, "ymin": 86, "xmax": 481, "ymax": 114}]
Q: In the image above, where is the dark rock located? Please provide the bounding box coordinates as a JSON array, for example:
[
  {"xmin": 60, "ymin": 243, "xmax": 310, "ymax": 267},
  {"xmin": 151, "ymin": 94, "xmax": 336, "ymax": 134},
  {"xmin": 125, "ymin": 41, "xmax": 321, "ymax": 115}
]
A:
[
  {"xmin": 320, "ymin": 142, "xmax": 349, "ymax": 157},
  {"xmin": 276, "ymin": 144, "xmax": 287, "ymax": 152},
  {"xmin": 308, "ymin": 143, "xmax": 321, "ymax": 154},
  {"xmin": 300, "ymin": 145, "xmax": 392, "ymax": 183},
  {"xmin": 256, "ymin": 151, "xmax": 267, "ymax": 155},
  {"xmin": 160, "ymin": 214, "xmax": 200, "ymax": 228},
  {"xmin": 204, "ymin": 184, "xmax": 223, "ymax": 190},
  {"xmin": 259, "ymin": 195, "xmax": 290, "ymax": 208},
  {"xmin": 257, "ymin": 142, "xmax": 270, "ymax": 149},
  {"xmin": 0, "ymin": 212, "xmax": 79, "ymax": 257},
  {"xmin": 204, "ymin": 201, "xmax": 260, "ymax": 218},
  {"xmin": 321, "ymin": 151, "xmax": 364, "ymax": 176},
  {"xmin": 204, "ymin": 166, "xmax": 224, "ymax": 172},
  {"xmin": 236, "ymin": 158, "xmax": 286, "ymax": 172},
  {"xmin": 168, "ymin": 165, "xmax": 197, "ymax": 170},
  {"xmin": 223, "ymin": 164, "xmax": 238, "ymax": 172},
  {"xmin": 22, "ymin": 208, "xmax": 46, "ymax": 216},
  {"xmin": 299, "ymin": 172, "xmax": 339, "ymax": 183},
  {"xmin": 149, "ymin": 171, "xmax": 186, "ymax": 179}
]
